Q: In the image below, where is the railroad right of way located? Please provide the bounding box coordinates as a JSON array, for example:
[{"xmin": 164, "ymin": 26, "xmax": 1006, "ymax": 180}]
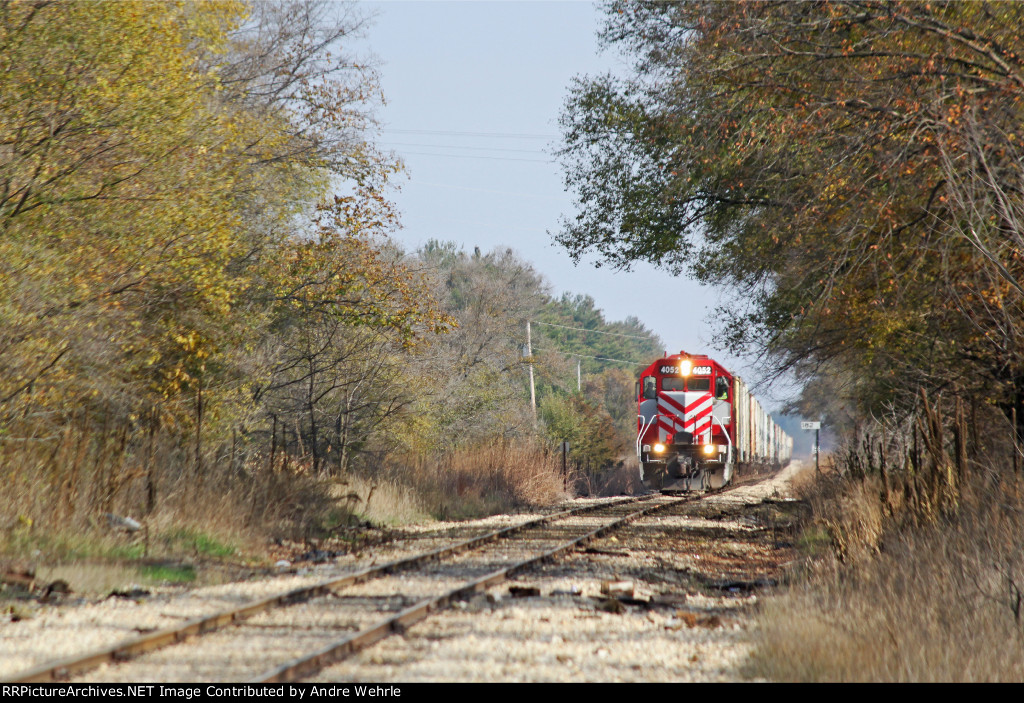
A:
[
  {"xmin": 3, "ymin": 494, "xmax": 682, "ymax": 682},
  {"xmin": 3, "ymin": 463, "xmax": 804, "ymax": 683}
]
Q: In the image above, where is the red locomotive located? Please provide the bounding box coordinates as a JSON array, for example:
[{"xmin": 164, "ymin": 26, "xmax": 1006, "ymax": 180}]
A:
[{"xmin": 637, "ymin": 351, "xmax": 792, "ymax": 490}]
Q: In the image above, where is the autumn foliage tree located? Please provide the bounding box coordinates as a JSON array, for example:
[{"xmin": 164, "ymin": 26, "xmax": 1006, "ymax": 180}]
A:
[
  {"xmin": 0, "ymin": 0, "xmax": 449, "ymax": 530},
  {"xmin": 253, "ymin": 198, "xmax": 450, "ymax": 475},
  {"xmin": 559, "ymin": 1, "xmax": 1024, "ymax": 438},
  {"xmin": 402, "ymin": 242, "xmax": 661, "ymax": 470},
  {"xmin": 0, "ymin": 1, "xmax": 251, "ymax": 429}
]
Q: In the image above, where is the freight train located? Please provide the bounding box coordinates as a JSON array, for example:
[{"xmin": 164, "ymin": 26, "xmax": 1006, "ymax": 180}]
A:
[{"xmin": 636, "ymin": 351, "xmax": 792, "ymax": 491}]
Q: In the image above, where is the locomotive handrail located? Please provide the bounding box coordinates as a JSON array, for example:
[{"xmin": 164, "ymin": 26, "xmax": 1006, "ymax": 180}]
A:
[
  {"xmin": 636, "ymin": 413, "xmax": 657, "ymax": 458},
  {"xmin": 711, "ymin": 413, "xmax": 733, "ymax": 466}
]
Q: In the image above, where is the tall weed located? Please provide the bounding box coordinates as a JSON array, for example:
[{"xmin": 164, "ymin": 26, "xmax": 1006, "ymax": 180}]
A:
[{"xmin": 750, "ymin": 397, "xmax": 1024, "ymax": 681}]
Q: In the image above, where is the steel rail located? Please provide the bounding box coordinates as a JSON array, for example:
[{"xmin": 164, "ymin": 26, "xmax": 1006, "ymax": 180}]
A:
[
  {"xmin": 5, "ymin": 495, "xmax": 653, "ymax": 683},
  {"xmin": 253, "ymin": 492, "xmax": 698, "ymax": 683}
]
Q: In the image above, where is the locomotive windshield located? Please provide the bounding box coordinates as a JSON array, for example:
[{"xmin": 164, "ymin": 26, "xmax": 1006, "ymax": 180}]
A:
[
  {"xmin": 660, "ymin": 376, "xmax": 710, "ymax": 392},
  {"xmin": 687, "ymin": 377, "xmax": 711, "ymax": 392}
]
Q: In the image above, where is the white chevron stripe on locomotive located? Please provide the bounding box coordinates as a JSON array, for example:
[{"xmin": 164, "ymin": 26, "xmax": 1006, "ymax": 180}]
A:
[
  {"xmin": 658, "ymin": 392, "xmax": 713, "ymax": 443},
  {"xmin": 685, "ymin": 393, "xmax": 713, "ymax": 443},
  {"xmin": 656, "ymin": 393, "xmax": 686, "ymax": 442}
]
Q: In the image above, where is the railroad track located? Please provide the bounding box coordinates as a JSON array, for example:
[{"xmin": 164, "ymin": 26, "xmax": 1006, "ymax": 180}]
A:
[{"xmin": 7, "ymin": 490, "xmax": 728, "ymax": 684}]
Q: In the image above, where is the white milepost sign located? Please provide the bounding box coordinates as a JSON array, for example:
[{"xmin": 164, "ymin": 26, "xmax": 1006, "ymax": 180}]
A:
[{"xmin": 801, "ymin": 421, "xmax": 821, "ymax": 430}]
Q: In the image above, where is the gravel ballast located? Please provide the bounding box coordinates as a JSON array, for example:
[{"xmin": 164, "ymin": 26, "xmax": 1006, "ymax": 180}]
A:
[{"xmin": 1, "ymin": 467, "xmax": 804, "ymax": 682}]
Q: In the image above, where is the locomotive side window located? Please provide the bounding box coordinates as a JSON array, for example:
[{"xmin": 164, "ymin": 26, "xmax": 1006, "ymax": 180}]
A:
[
  {"xmin": 688, "ymin": 377, "xmax": 711, "ymax": 392},
  {"xmin": 715, "ymin": 376, "xmax": 730, "ymax": 400},
  {"xmin": 662, "ymin": 377, "xmax": 685, "ymax": 391},
  {"xmin": 642, "ymin": 376, "xmax": 657, "ymax": 399}
]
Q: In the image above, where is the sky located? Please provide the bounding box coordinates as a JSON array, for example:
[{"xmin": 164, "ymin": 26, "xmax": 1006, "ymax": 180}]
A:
[{"xmin": 351, "ymin": 1, "xmax": 798, "ymax": 411}]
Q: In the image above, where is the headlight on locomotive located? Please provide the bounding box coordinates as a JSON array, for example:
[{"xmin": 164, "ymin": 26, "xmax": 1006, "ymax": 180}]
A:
[
  {"xmin": 702, "ymin": 444, "xmax": 716, "ymax": 455},
  {"xmin": 653, "ymin": 443, "xmax": 666, "ymax": 453}
]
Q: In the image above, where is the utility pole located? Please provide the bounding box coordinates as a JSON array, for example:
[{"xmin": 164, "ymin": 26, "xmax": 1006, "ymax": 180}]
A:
[{"xmin": 527, "ymin": 321, "xmax": 536, "ymax": 422}]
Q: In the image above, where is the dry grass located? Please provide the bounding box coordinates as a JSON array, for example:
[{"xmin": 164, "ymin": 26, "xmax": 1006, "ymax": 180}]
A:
[
  {"xmin": 749, "ymin": 469, "xmax": 1024, "ymax": 682},
  {"xmin": 1, "ymin": 428, "xmax": 571, "ymax": 574},
  {"xmin": 0, "ymin": 423, "xmax": 349, "ymax": 566},
  {"xmin": 574, "ymin": 455, "xmax": 646, "ymax": 497},
  {"xmin": 796, "ymin": 467, "xmax": 887, "ymax": 564},
  {"xmin": 376, "ymin": 440, "xmax": 570, "ymax": 520},
  {"xmin": 325, "ymin": 473, "xmax": 432, "ymax": 526}
]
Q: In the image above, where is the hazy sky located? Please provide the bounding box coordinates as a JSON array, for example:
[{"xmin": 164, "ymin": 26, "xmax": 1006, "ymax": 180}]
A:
[{"xmin": 353, "ymin": 1, "xmax": 796, "ymax": 409}]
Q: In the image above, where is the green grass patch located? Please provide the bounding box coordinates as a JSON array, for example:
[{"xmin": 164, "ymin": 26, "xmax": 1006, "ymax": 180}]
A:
[
  {"xmin": 107, "ymin": 543, "xmax": 146, "ymax": 560},
  {"xmin": 162, "ymin": 528, "xmax": 237, "ymax": 558},
  {"xmin": 137, "ymin": 563, "xmax": 196, "ymax": 583},
  {"xmin": 795, "ymin": 526, "xmax": 832, "ymax": 557},
  {"xmin": 1, "ymin": 528, "xmax": 145, "ymax": 563},
  {"xmin": 3, "ymin": 524, "xmax": 238, "ymax": 571},
  {"xmin": 311, "ymin": 507, "xmax": 360, "ymax": 536}
]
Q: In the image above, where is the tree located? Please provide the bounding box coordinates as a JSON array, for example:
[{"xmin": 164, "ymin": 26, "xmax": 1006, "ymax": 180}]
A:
[
  {"xmin": 254, "ymin": 199, "xmax": 451, "ymax": 474},
  {"xmin": 535, "ymin": 293, "xmax": 660, "ymax": 379},
  {"xmin": 539, "ymin": 392, "xmax": 622, "ymax": 470},
  {"xmin": 0, "ymin": 0, "xmax": 438, "ymax": 469},
  {"xmin": 0, "ymin": 0, "xmax": 258, "ymax": 433},
  {"xmin": 559, "ymin": 1, "xmax": 1024, "ymax": 434},
  {"xmin": 411, "ymin": 242, "xmax": 548, "ymax": 448}
]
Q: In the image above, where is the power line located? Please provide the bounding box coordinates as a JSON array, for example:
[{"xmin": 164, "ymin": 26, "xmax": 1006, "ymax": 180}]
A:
[
  {"xmin": 383, "ymin": 141, "xmax": 548, "ymax": 155},
  {"xmin": 397, "ymin": 150, "xmax": 553, "ymax": 164},
  {"xmin": 532, "ymin": 320, "xmax": 657, "ymax": 342},
  {"xmin": 380, "ymin": 128, "xmax": 556, "ymax": 139},
  {"xmin": 532, "ymin": 347, "xmax": 641, "ymax": 366},
  {"xmin": 413, "ymin": 181, "xmax": 562, "ymax": 200}
]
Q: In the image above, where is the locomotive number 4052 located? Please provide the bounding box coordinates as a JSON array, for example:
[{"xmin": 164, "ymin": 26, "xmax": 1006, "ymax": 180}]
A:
[{"xmin": 659, "ymin": 364, "xmax": 713, "ymax": 376}]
